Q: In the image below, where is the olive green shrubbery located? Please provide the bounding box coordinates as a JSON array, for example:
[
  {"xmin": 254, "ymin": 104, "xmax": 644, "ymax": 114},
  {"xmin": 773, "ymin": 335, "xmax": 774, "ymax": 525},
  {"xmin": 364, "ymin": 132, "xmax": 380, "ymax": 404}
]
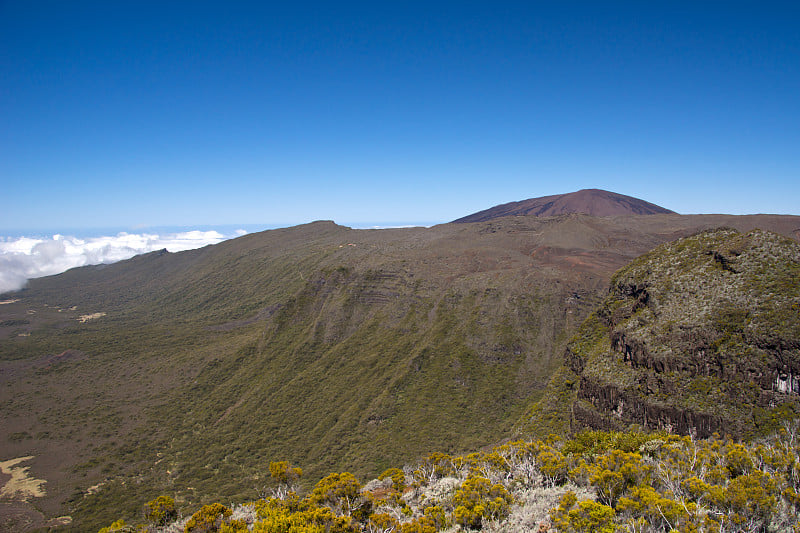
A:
[
  {"xmin": 144, "ymin": 495, "xmax": 178, "ymax": 526},
  {"xmin": 185, "ymin": 503, "xmax": 232, "ymax": 533},
  {"xmin": 553, "ymin": 427, "xmax": 800, "ymax": 532},
  {"xmin": 452, "ymin": 475, "xmax": 514, "ymax": 528},
  {"xmin": 98, "ymin": 428, "xmax": 800, "ymax": 532},
  {"xmin": 551, "ymin": 491, "xmax": 616, "ymax": 533},
  {"xmin": 265, "ymin": 460, "xmax": 303, "ymax": 499},
  {"xmin": 97, "ymin": 519, "xmax": 138, "ymax": 533},
  {"xmin": 97, "ymin": 495, "xmax": 178, "ymax": 532}
]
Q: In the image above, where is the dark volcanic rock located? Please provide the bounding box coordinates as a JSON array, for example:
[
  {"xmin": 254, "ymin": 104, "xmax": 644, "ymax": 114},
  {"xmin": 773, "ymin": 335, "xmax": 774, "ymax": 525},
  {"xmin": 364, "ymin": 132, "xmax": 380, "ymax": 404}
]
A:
[{"xmin": 453, "ymin": 189, "xmax": 674, "ymax": 223}]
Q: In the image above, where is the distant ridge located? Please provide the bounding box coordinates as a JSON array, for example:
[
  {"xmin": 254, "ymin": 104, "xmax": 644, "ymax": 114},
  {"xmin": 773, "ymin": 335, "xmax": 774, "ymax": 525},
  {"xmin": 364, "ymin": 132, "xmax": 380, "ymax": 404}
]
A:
[{"xmin": 453, "ymin": 188, "xmax": 674, "ymax": 223}]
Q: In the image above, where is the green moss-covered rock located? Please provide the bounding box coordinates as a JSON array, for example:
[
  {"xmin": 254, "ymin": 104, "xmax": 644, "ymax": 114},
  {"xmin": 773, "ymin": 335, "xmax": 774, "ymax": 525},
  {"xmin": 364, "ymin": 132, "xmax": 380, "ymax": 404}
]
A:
[{"xmin": 566, "ymin": 228, "xmax": 800, "ymax": 437}]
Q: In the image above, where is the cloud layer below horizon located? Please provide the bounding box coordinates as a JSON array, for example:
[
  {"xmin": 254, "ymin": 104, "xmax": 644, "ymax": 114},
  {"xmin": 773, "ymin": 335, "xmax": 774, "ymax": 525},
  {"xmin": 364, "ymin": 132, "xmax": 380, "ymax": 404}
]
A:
[{"xmin": 0, "ymin": 229, "xmax": 246, "ymax": 294}]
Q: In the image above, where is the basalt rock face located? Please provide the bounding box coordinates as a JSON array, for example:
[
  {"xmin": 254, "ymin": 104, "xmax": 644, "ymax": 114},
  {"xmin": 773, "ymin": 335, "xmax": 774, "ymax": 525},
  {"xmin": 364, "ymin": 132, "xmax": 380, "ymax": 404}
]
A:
[{"xmin": 565, "ymin": 228, "xmax": 800, "ymax": 438}]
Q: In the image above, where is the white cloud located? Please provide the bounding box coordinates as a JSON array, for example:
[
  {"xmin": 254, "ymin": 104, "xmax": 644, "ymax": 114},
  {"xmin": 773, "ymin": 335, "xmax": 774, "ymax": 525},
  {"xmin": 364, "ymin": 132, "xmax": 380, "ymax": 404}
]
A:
[{"xmin": 0, "ymin": 229, "xmax": 246, "ymax": 294}]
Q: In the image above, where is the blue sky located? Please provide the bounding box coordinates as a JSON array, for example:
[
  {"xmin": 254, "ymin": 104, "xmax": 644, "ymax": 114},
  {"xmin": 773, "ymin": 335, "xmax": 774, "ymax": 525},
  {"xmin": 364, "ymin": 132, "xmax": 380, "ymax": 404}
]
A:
[{"xmin": 2, "ymin": 1, "xmax": 799, "ymax": 231}]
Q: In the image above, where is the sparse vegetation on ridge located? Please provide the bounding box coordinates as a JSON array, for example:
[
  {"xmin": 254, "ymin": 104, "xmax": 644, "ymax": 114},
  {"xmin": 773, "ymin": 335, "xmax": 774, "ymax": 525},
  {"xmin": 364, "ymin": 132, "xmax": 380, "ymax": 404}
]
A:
[{"xmin": 97, "ymin": 427, "xmax": 800, "ymax": 532}]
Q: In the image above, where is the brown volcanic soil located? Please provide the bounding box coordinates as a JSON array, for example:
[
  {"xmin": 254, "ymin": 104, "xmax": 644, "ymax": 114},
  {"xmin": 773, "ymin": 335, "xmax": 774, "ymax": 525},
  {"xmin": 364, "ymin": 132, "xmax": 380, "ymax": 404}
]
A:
[{"xmin": 453, "ymin": 189, "xmax": 674, "ymax": 223}]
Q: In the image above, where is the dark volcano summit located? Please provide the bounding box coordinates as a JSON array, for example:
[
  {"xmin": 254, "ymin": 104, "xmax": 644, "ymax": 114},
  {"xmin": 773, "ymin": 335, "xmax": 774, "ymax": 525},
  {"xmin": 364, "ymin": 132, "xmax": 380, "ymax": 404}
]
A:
[{"xmin": 453, "ymin": 188, "xmax": 675, "ymax": 223}]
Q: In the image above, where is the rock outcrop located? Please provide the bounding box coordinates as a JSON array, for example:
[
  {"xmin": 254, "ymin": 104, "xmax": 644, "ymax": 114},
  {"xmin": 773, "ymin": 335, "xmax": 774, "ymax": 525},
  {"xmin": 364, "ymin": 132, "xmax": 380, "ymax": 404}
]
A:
[{"xmin": 565, "ymin": 228, "xmax": 800, "ymax": 438}]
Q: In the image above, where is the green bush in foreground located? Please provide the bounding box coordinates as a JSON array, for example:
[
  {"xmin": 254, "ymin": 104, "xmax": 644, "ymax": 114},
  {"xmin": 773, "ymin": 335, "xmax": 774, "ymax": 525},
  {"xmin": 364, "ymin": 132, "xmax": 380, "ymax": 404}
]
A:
[
  {"xmin": 452, "ymin": 475, "xmax": 514, "ymax": 529},
  {"xmin": 551, "ymin": 491, "xmax": 616, "ymax": 533},
  {"xmin": 185, "ymin": 503, "xmax": 232, "ymax": 533},
  {"xmin": 97, "ymin": 427, "xmax": 800, "ymax": 533},
  {"xmin": 143, "ymin": 495, "xmax": 177, "ymax": 526}
]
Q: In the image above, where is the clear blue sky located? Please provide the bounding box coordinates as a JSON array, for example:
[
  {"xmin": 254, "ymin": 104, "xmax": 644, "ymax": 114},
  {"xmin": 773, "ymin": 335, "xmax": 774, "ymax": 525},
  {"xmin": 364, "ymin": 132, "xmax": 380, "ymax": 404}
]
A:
[{"xmin": 2, "ymin": 1, "xmax": 798, "ymax": 230}]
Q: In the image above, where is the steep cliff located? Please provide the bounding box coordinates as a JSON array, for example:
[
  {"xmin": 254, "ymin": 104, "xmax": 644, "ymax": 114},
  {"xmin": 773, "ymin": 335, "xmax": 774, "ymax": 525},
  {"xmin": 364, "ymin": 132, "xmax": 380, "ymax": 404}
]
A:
[{"xmin": 548, "ymin": 228, "xmax": 800, "ymax": 438}]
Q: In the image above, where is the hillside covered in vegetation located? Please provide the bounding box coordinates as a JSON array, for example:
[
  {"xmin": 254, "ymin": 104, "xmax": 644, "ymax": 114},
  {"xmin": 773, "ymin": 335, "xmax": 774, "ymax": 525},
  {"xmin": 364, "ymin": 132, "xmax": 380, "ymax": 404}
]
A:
[
  {"xmin": 1, "ymin": 216, "xmax": 799, "ymax": 530},
  {"xmin": 92, "ymin": 228, "xmax": 800, "ymax": 532},
  {"xmin": 557, "ymin": 228, "xmax": 800, "ymax": 438}
]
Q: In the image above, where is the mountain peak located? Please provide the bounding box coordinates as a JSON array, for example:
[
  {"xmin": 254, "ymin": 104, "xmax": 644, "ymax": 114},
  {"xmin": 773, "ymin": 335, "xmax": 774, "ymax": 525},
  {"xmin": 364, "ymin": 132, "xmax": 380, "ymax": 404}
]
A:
[{"xmin": 453, "ymin": 189, "xmax": 674, "ymax": 223}]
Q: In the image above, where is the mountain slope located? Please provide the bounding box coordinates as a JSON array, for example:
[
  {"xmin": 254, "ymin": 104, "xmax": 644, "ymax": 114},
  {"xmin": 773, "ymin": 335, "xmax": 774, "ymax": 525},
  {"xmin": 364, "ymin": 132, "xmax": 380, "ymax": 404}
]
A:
[
  {"xmin": 2, "ymin": 215, "xmax": 800, "ymax": 529},
  {"xmin": 0, "ymin": 219, "xmax": 601, "ymax": 529},
  {"xmin": 453, "ymin": 189, "xmax": 674, "ymax": 223},
  {"xmin": 524, "ymin": 228, "xmax": 800, "ymax": 438}
]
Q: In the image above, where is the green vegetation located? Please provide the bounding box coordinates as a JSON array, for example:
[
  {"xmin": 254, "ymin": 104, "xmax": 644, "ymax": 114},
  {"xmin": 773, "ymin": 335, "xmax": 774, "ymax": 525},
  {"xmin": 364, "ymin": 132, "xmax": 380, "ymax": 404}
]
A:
[
  {"xmin": 563, "ymin": 228, "xmax": 800, "ymax": 438},
  {"xmin": 551, "ymin": 492, "xmax": 616, "ymax": 533},
  {"xmin": 452, "ymin": 475, "xmax": 514, "ymax": 528},
  {"xmin": 0, "ymin": 220, "xmax": 588, "ymax": 529},
  {"xmin": 143, "ymin": 495, "xmax": 177, "ymax": 526},
  {"xmin": 185, "ymin": 503, "xmax": 232, "ymax": 532},
  {"xmin": 95, "ymin": 428, "xmax": 800, "ymax": 532},
  {"xmin": 2, "ymin": 220, "xmax": 799, "ymax": 530}
]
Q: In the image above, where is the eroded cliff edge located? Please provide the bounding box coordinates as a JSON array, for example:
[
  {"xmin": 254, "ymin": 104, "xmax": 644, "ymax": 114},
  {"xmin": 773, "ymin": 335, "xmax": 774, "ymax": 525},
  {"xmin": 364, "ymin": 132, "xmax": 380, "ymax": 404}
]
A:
[{"xmin": 523, "ymin": 228, "xmax": 800, "ymax": 438}]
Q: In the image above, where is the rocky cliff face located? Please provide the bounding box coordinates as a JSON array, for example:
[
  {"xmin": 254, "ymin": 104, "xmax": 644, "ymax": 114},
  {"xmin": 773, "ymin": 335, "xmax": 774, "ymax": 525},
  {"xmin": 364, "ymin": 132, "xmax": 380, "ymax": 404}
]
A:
[{"xmin": 564, "ymin": 228, "xmax": 800, "ymax": 438}]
